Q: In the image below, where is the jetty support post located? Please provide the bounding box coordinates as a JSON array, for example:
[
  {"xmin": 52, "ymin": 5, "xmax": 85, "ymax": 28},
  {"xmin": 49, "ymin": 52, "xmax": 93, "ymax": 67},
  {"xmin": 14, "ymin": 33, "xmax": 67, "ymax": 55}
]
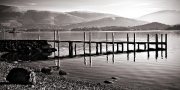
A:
[
  {"xmin": 106, "ymin": 33, "xmax": 108, "ymax": 53},
  {"xmin": 100, "ymin": 43, "xmax": 102, "ymax": 54},
  {"xmin": 147, "ymin": 34, "xmax": 150, "ymax": 58},
  {"xmin": 165, "ymin": 34, "xmax": 167, "ymax": 58},
  {"xmin": 69, "ymin": 42, "xmax": 73, "ymax": 57},
  {"xmin": 127, "ymin": 33, "xmax": 129, "ymax": 52},
  {"xmin": 122, "ymin": 43, "xmax": 124, "ymax": 52},
  {"xmin": 112, "ymin": 33, "xmax": 114, "ymax": 55},
  {"xmin": 57, "ymin": 31, "xmax": 60, "ymax": 67},
  {"xmin": 89, "ymin": 32, "xmax": 92, "ymax": 60},
  {"xmin": 155, "ymin": 34, "xmax": 158, "ymax": 59},
  {"xmin": 38, "ymin": 29, "xmax": 41, "ymax": 40},
  {"xmin": 54, "ymin": 30, "xmax": 56, "ymax": 57},
  {"xmin": 96, "ymin": 43, "xmax": 98, "ymax": 54},
  {"xmin": 83, "ymin": 32, "xmax": 86, "ymax": 56},
  {"xmin": 134, "ymin": 33, "xmax": 136, "ymax": 59},
  {"xmin": 74, "ymin": 43, "xmax": 77, "ymax": 56},
  {"xmin": 57, "ymin": 31, "xmax": 60, "ymax": 58}
]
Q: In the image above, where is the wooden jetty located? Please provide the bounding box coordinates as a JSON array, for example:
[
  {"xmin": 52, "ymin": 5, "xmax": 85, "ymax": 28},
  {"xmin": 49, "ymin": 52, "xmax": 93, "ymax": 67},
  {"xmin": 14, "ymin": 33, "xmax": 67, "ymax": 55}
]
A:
[
  {"xmin": 47, "ymin": 31, "xmax": 167, "ymax": 59},
  {"xmin": 0, "ymin": 30, "xmax": 167, "ymax": 60}
]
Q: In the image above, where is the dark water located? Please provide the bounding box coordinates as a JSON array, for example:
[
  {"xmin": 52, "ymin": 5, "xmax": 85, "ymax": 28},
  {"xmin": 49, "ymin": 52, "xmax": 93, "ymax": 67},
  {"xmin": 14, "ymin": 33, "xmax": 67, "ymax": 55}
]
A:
[{"xmin": 1, "ymin": 30, "xmax": 180, "ymax": 90}]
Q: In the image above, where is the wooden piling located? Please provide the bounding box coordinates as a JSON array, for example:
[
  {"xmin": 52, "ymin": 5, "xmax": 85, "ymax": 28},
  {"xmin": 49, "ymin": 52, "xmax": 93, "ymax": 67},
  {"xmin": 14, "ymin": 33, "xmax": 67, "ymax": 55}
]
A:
[
  {"xmin": 84, "ymin": 32, "xmax": 86, "ymax": 56},
  {"xmin": 155, "ymin": 34, "xmax": 158, "ymax": 59},
  {"xmin": 57, "ymin": 31, "xmax": 60, "ymax": 58},
  {"xmin": 147, "ymin": 34, "xmax": 150, "ymax": 58},
  {"xmin": 117, "ymin": 43, "xmax": 119, "ymax": 52},
  {"xmin": 127, "ymin": 33, "xmax": 129, "ymax": 52},
  {"xmin": 106, "ymin": 33, "xmax": 108, "ymax": 53},
  {"xmin": 112, "ymin": 33, "xmax": 114, "ymax": 55},
  {"xmin": 156, "ymin": 34, "xmax": 158, "ymax": 49},
  {"xmin": 54, "ymin": 30, "xmax": 56, "ymax": 57},
  {"xmin": 69, "ymin": 42, "xmax": 73, "ymax": 57},
  {"xmin": 96, "ymin": 43, "xmax": 98, "ymax": 54},
  {"xmin": 100, "ymin": 43, "xmax": 102, "ymax": 54},
  {"xmin": 165, "ymin": 34, "xmax": 167, "ymax": 58},
  {"xmin": 38, "ymin": 34, "xmax": 40, "ymax": 40},
  {"xmin": 134, "ymin": 33, "xmax": 136, "ymax": 58},
  {"xmin": 122, "ymin": 43, "xmax": 124, "ymax": 52},
  {"xmin": 89, "ymin": 32, "xmax": 92, "ymax": 60},
  {"xmin": 74, "ymin": 44, "xmax": 77, "ymax": 56}
]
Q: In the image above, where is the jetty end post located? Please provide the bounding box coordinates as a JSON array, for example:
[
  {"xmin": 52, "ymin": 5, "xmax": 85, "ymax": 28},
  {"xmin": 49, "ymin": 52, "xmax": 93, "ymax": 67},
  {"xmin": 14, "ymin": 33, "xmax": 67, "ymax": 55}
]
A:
[
  {"xmin": 165, "ymin": 34, "xmax": 167, "ymax": 58},
  {"xmin": 112, "ymin": 33, "xmax": 114, "ymax": 54},
  {"xmin": 112, "ymin": 33, "xmax": 115, "ymax": 63}
]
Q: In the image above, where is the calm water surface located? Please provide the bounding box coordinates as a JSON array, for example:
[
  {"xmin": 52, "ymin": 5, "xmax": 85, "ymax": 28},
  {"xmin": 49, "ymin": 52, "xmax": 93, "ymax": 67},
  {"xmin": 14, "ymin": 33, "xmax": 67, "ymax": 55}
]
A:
[{"xmin": 1, "ymin": 30, "xmax": 180, "ymax": 90}]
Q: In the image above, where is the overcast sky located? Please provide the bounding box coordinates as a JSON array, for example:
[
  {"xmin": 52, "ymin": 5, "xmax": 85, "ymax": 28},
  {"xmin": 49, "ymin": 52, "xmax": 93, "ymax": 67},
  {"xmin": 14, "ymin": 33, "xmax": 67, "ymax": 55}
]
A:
[{"xmin": 0, "ymin": 0, "xmax": 180, "ymax": 18}]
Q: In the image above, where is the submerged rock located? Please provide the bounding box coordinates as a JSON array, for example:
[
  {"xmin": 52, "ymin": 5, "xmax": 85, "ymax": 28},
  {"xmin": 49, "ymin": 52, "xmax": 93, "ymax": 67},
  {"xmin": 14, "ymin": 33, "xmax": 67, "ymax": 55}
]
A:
[
  {"xmin": 6, "ymin": 68, "xmax": 36, "ymax": 85},
  {"xmin": 41, "ymin": 67, "xmax": 53, "ymax": 74},
  {"xmin": 59, "ymin": 70, "xmax": 68, "ymax": 76},
  {"xmin": 104, "ymin": 80, "xmax": 114, "ymax": 84}
]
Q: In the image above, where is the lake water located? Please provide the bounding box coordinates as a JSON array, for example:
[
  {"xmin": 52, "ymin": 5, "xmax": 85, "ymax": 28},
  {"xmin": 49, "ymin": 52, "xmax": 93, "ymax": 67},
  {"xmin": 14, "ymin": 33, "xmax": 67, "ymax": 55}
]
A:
[{"xmin": 1, "ymin": 30, "xmax": 180, "ymax": 90}]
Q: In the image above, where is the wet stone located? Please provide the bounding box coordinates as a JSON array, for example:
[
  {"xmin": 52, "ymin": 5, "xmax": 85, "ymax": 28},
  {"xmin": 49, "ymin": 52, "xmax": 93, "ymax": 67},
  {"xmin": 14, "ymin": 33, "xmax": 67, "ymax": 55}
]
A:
[
  {"xmin": 6, "ymin": 68, "xmax": 36, "ymax": 85},
  {"xmin": 59, "ymin": 70, "xmax": 68, "ymax": 76},
  {"xmin": 41, "ymin": 67, "xmax": 53, "ymax": 75},
  {"xmin": 104, "ymin": 80, "xmax": 114, "ymax": 84}
]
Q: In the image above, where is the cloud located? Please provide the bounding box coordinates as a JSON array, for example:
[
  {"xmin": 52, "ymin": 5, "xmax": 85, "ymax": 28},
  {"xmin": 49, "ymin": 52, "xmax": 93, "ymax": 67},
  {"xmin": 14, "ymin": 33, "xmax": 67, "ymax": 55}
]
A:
[{"xmin": 27, "ymin": 3, "xmax": 37, "ymax": 6}]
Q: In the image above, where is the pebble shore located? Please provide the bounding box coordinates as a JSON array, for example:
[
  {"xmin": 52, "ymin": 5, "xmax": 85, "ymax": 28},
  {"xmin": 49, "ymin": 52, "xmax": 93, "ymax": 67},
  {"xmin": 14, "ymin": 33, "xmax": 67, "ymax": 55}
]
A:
[{"xmin": 0, "ymin": 61, "xmax": 131, "ymax": 90}]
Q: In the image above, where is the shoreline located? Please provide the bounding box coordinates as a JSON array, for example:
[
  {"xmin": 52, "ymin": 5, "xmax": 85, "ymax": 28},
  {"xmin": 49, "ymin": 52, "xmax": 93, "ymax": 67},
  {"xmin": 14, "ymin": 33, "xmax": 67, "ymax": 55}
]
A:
[{"xmin": 0, "ymin": 61, "xmax": 131, "ymax": 90}]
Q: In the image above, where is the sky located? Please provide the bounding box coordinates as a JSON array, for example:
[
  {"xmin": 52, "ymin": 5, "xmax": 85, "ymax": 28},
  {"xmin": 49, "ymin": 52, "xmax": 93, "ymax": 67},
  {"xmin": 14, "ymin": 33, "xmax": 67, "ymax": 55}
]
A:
[{"xmin": 0, "ymin": 0, "xmax": 180, "ymax": 18}]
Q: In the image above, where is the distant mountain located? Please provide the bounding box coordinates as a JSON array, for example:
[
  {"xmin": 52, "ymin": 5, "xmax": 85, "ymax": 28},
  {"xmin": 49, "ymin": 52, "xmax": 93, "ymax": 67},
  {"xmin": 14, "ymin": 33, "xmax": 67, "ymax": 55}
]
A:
[
  {"xmin": 62, "ymin": 17, "xmax": 148, "ymax": 29},
  {"xmin": 138, "ymin": 10, "xmax": 180, "ymax": 25},
  {"xmin": 67, "ymin": 11, "xmax": 117, "ymax": 21},
  {"xmin": 19, "ymin": 10, "xmax": 86, "ymax": 28},
  {"xmin": 0, "ymin": 5, "xmax": 148, "ymax": 29},
  {"xmin": 166, "ymin": 24, "xmax": 180, "ymax": 30},
  {"xmin": 131, "ymin": 22, "xmax": 170, "ymax": 30}
]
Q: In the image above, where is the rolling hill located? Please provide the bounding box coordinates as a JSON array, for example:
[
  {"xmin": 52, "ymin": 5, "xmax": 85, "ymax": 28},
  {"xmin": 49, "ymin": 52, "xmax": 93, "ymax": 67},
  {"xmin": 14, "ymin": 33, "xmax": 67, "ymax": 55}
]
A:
[
  {"xmin": 131, "ymin": 22, "xmax": 170, "ymax": 30},
  {"xmin": 138, "ymin": 10, "xmax": 180, "ymax": 25},
  {"xmin": 62, "ymin": 17, "xmax": 148, "ymax": 29}
]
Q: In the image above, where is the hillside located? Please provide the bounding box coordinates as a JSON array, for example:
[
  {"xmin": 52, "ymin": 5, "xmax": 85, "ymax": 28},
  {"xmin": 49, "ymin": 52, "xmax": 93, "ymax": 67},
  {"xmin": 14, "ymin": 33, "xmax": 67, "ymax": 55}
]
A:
[
  {"xmin": 67, "ymin": 11, "xmax": 117, "ymax": 21},
  {"xmin": 138, "ymin": 10, "xmax": 180, "ymax": 25},
  {"xmin": 62, "ymin": 17, "xmax": 148, "ymax": 29},
  {"xmin": 132, "ymin": 22, "xmax": 170, "ymax": 30}
]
